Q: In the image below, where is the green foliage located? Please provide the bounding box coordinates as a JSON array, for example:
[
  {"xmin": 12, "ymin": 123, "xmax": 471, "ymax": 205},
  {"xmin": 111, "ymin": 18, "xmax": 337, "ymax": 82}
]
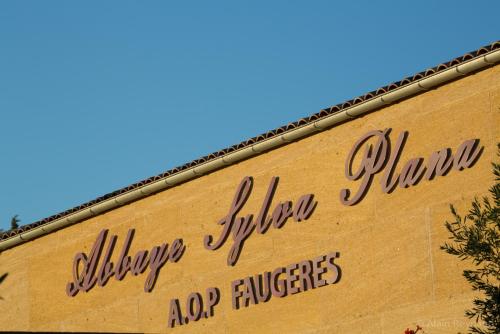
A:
[
  {"xmin": 441, "ymin": 144, "xmax": 500, "ymax": 334},
  {"xmin": 0, "ymin": 215, "xmax": 20, "ymax": 232},
  {"xmin": 10, "ymin": 215, "xmax": 20, "ymax": 230}
]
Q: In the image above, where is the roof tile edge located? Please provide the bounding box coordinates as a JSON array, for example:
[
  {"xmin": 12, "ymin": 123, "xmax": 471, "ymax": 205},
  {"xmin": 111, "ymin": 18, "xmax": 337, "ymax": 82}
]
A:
[{"xmin": 1, "ymin": 40, "xmax": 499, "ymax": 251}]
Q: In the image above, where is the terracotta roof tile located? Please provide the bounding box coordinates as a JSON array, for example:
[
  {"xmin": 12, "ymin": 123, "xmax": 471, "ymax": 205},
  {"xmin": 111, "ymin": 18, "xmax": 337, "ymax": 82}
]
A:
[{"xmin": 1, "ymin": 40, "xmax": 499, "ymax": 241}]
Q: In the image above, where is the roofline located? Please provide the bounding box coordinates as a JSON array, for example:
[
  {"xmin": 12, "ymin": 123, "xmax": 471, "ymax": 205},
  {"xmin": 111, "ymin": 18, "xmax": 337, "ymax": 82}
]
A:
[{"xmin": 1, "ymin": 42, "xmax": 499, "ymax": 252}]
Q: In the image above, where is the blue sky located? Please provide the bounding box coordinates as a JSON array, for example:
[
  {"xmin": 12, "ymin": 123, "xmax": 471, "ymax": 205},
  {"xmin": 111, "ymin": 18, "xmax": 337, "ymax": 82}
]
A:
[{"xmin": 1, "ymin": 1, "xmax": 499, "ymax": 231}]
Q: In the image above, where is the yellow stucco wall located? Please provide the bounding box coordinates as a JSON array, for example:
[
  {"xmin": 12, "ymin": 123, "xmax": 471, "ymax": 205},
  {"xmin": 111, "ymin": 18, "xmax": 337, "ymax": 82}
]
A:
[{"xmin": 1, "ymin": 64, "xmax": 499, "ymax": 334}]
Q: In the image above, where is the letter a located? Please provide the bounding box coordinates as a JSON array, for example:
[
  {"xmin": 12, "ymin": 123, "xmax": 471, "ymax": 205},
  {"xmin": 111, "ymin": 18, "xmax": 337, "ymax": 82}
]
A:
[{"xmin": 167, "ymin": 298, "xmax": 183, "ymax": 328}]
